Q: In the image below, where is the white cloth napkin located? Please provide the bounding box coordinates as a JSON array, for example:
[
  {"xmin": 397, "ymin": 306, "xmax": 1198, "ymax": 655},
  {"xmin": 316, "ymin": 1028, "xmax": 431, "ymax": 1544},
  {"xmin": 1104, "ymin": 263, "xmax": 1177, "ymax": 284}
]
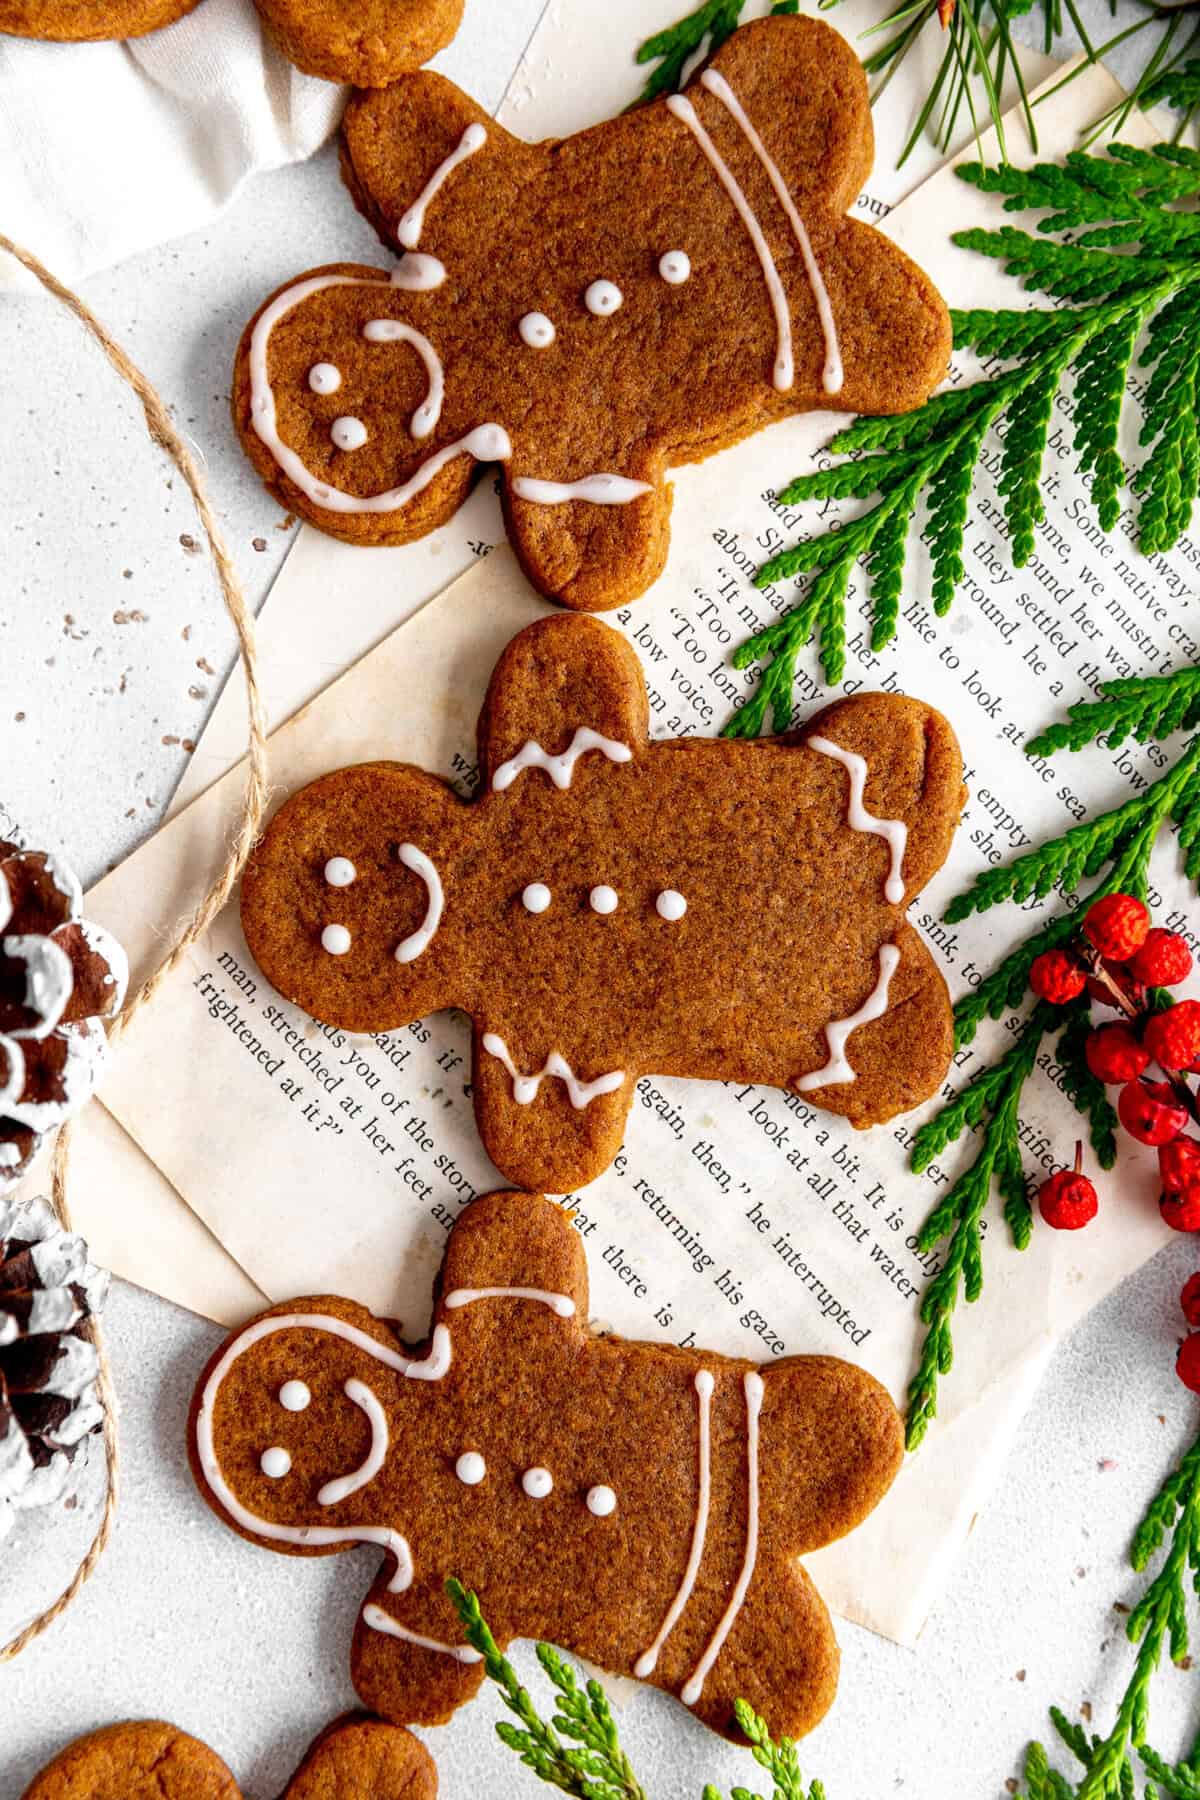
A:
[{"xmin": 0, "ymin": 0, "xmax": 344, "ymax": 288}]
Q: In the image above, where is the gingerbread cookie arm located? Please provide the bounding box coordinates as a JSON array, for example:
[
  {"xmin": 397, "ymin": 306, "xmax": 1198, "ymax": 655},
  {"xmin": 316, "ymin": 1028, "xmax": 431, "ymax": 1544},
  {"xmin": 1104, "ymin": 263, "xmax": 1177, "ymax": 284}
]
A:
[
  {"xmin": 285, "ymin": 1716, "xmax": 439, "ymax": 1800},
  {"xmin": 254, "ymin": 0, "xmax": 464, "ymax": 88}
]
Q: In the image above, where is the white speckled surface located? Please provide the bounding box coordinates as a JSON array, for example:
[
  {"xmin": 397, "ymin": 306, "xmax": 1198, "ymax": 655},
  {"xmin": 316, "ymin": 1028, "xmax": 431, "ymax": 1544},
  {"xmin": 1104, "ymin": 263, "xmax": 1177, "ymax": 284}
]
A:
[{"xmin": 3, "ymin": 3, "xmax": 1200, "ymax": 1793}]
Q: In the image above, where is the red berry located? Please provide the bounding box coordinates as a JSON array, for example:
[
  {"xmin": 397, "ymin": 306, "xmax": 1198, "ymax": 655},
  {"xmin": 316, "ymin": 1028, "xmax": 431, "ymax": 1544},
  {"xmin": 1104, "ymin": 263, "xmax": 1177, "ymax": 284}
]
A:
[
  {"xmin": 1131, "ymin": 928, "xmax": 1193, "ymax": 988},
  {"xmin": 1181, "ymin": 1272, "xmax": 1200, "ymax": 1327},
  {"xmin": 1085, "ymin": 1023, "xmax": 1149, "ymax": 1086},
  {"xmin": 1161, "ymin": 1138, "xmax": 1200, "ymax": 1193},
  {"xmin": 1177, "ymin": 1333, "xmax": 1200, "ymax": 1392},
  {"xmin": 1038, "ymin": 1144, "xmax": 1098, "ymax": 1231},
  {"xmin": 1084, "ymin": 893, "xmax": 1150, "ymax": 961},
  {"xmin": 1030, "ymin": 948, "xmax": 1087, "ymax": 1005},
  {"xmin": 1162, "ymin": 1187, "xmax": 1200, "ymax": 1233},
  {"xmin": 1145, "ymin": 1001, "xmax": 1200, "ymax": 1072},
  {"xmin": 1118, "ymin": 1079, "xmax": 1189, "ymax": 1146}
]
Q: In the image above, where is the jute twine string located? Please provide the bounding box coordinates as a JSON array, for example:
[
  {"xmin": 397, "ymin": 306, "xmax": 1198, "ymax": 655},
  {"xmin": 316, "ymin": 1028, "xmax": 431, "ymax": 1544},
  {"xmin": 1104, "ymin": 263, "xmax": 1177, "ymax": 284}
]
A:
[{"xmin": 0, "ymin": 234, "xmax": 271, "ymax": 1660}]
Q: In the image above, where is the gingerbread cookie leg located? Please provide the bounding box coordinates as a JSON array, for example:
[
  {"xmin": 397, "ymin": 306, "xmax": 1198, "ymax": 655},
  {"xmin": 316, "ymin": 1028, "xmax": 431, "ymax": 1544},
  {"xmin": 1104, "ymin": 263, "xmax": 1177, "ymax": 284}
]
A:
[
  {"xmin": 253, "ymin": 0, "xmax": 464, "ymax": 87},
  {"xmin": 352, "ymin": 1579, "xmax": 488, "ymax": 1727},
  {"xmin": 503, "ymin": 475, "xmax": 674, "ymax": 615}
]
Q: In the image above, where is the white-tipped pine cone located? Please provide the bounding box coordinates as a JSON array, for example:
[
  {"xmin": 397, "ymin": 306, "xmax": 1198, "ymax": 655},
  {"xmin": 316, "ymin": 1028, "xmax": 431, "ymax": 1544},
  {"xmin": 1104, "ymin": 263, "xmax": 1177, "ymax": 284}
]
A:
[
  {"xmin": 0, "ymin": 1194, "xmax": 109, "ymax": 1542},
  {"xmin": 0, "ymin": 841, "xmax": 128, "ymax": 1193}
]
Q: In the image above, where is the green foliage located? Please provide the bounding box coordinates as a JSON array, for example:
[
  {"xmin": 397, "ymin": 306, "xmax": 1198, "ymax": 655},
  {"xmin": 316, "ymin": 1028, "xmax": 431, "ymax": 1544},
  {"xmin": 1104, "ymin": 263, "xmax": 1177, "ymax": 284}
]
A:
[
  {"xmin": 633, "ymin": 0, "xmax": 794, "ymax": 104},
  {"xmin": 702, "ymin": 1701, "xmax": 826, "ymax": 1800},
  {"xmin": 723, "ymin": 146, "xmax": 1200, "ymax": 726}
]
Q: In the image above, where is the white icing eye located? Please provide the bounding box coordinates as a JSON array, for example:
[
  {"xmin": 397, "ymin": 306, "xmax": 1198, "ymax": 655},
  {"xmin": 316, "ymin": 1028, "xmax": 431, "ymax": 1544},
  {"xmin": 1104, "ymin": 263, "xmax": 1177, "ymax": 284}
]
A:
[
  {"xmin": 522, "ymin": 883, "xmax": 552, "ymax": 914},
  {"xmin": 456, "ymin": 1451, "xmax": 487, "ymax": 1486},
  {"xmin": 519, "ymin": 312, "xmax": 557, "ymax": 349},
  {"xmin": 584, "ymin": 281, "xmax": 623, "ymax": 317},
  {"xmin": 586, "ymin": 1484, "xmax": 617, "ymax": 1517},
  {"xmin": 260, "ymin": 1446, "xmax": 292, "ymax": 1479},
  {"xmin": 324, "ymin": 857, "xmax": 356, "ymax": 888},
  {"xmin": 589, "ymin": 886, "xmax": 618, "ymax": 916},
  {"xmin": 331, "ymin": 416, "xmax": 369, "ymax": 452},
  {"xmin": 308, "ymin": 362, "xmax": 342, "ymax": 394},
  {"xmin": 522, "ymin": 1466, "xmax": 553, "ymax": 1499},
  {"xmin": 656, "ymin": 889, "xmax": 687, "ymax": 921},
  {"xmin": 278, "ymin": 1381, "xmax": 311, "ymax": 1412},
  {"xmin": 658, "ymin": 251, "xmax": 691, "ymax": 285},
  {"xmin": 321, "ymin": 924, "xmax": 352, "ymax": 955}
]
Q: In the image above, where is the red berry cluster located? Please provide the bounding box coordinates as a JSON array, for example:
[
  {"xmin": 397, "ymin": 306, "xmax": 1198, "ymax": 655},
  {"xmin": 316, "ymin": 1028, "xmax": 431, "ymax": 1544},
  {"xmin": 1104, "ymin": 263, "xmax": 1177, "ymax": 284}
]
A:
[
  {"xmin": 1030, "ymin": 894, "xmax": 1198, "ymax": 1234},
  {"xmin": 1177, "ymin": 1275, "xmax": 1200, "ymax": 1392}
]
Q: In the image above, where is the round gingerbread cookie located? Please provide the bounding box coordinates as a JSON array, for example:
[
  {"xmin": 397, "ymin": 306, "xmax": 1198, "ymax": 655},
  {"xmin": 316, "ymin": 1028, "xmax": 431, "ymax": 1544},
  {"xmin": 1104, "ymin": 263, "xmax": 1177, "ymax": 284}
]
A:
[
  {"xmin": 0, "ymin": 0, "xmax": 199, "ymax": 39},
  {"xmin": 252, "ymin": 0, "xmax": 464, "ymax": 86},
  {"xmin": 21, "ymin": 1722, "xmax": 239, "ymax": 1800}
]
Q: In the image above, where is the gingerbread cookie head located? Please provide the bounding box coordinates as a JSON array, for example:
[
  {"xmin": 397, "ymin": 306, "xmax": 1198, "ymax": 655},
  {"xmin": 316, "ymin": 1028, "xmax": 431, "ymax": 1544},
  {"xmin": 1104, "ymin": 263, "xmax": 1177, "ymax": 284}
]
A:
[
  {"xmin": 20, "ymin": 1717, "xmax": 436, "ymax": 1800},
  {"xmin": 233, "ymin": 13, "xmax": 952, "ymax": 611},
  {"xmin": 191, "ymin": 1189, "xmax": 904, "ymax": 1741},
  {"xmin": 240, "ymin": 613, "xmax": 964, "ymax": 1192}
]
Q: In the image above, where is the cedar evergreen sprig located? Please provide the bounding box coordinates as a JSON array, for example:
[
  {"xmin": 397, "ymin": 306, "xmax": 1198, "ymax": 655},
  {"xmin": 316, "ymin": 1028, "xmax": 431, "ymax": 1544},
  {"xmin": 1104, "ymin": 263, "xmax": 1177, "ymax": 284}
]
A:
[
  {"xmin": 1009, "ymin": 1429, "xmax": 1200, "ymax": 1800},
  {"xmin": 722, "ymin": 144, "xmax": 1200, "ymax": 733},
  {"xmin": 447, "ymin": 1580, "xmax": 825, "ymax": 1800},
  {"xmin": 633, "ymin": 0, "xmax": 795, "ymax": 101},
  {"xmin": 904, "ymin": 663, "xmax": 1200, "ymax": 1449}
]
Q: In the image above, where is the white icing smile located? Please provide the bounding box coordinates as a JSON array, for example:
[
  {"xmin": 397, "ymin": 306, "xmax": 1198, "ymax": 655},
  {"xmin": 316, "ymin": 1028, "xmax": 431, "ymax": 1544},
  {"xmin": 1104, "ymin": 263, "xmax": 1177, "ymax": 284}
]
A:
[{"xmin": 318, "ymin": 1378, "xmax": 389, "ymax": 1507}]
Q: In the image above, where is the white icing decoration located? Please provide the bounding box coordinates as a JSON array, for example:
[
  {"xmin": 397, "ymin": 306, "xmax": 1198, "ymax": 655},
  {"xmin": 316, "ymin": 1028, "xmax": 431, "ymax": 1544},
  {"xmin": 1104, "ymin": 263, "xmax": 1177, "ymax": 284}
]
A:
[
  {"xmin": 584, "ymin": 280, "xmax": 623, "ymax": 316},
  {"xmin": 521, "ymin": 883, "xmax": 552, "ymax": 915},
  {"xmin": 397, "ymin": 122, "xmax": 488, "ymax": 249},
  {"xmin": 586, "ymin": 1484, "xmax": 617, "ymax": 1517},
  {"xmin": 700, "ymin": 71, "xmax": 843, "ymax": 396},
  {"xmin": 795, "ymin": 943, "xmax": 902, "ymax": 1092},
  {"xmin": 666, "ymin": 93, "xmax": 793, "ymax": 392},
  {"xmin": 6, "ymin": 935, "xmax": 73, "ymax": 1038},
  {"xmin": 656, "ymin": 890, "xmax": 687, "ymax": 921},
  {"xmin": 589, "ymin": 886, "xmax": 618, "ymax": 916},
  {"xmin": 522, "ymin": 1466, "xmax": 553, "ymax": 1499},
  {"xmin": 318, "ymin": 1378, "xmax": 388, "ymax": 1507},
  {"xmin": 519, "ymin": 312, "xmax": 557, "ymax": 349},
  {"xmin": 393, "ymin": 252, "xmax": 446, "ymax": 291},
  {"xmin": 658, "ymin": 251, "xmax": 691, "ymax": 285},
  {"xmin": 279, "ymin": 1380, "xmax": 311, "ymax": 1412},
  {"xmin": 260, "ymin": 1446, "xmax": 291, "ymax": 1479},
  {"xmin": 682, "ymin": 1372, "xmax": 763, "ymax": 1704},
  {"xmin": 455, "ymin": 1451, "xmax": 486, "ymax": 1486},
  {"xmin": 445, "ymin": 1286, "xmax": 576, "ymax": 1319},
  {"xmin": 324, "ymin": 858, "xmax": 356, "ymax": 889},
  {"xmin": 394, "ymin": 844, "xmax": 444, "ymax": 965},
  {"xmin": 308, "ymin": 362, "xmax": 342, "ymax": 395},
  {"xmin": 481, "ymin": 1035, "xmax": 625, "ymax": 1111},
  {"xmin": 321, "ymin": 924, "xmax": 352, "ymax": 956},
  {"xmin": 194, "ymin": 1313, "xmax": 452, "ymax": 1593},
  {"xmin": 807, "ymin": 734, "xmax": 908, "ymax": 904},
  {"xmin": 331, "ymin": 416, "xmax": 369, "ymax": 452},
  {"xmin": 492, "ymin": 728, "xmax": 633, "ymax": 794},
  {"xmin": 635, "ymin": 1369, "xmax": 713, "ymax": 1677},
  {"xmin": 363, "ymin": 1602, "xmax": 482, "ymax": 1664},
  {"xmin": 512, "ymin": 474, "xmax": 652, "ymax": 506},
  {"xmin": 361, "ymin": 319, "xmax": 444, "ymax": 440}
]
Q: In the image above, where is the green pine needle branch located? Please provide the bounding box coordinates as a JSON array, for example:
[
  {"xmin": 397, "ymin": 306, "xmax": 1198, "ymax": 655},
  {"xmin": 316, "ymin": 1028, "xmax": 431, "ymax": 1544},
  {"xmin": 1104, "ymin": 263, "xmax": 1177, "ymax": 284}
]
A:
[
  {"xmin": 905, "ymin": 663, "xmax": 1200, "ymax": 1450},
  {"xmin": 1009, "ymin": 1428, "xmax": 1200, "ymax": 1799},
  {"xmin": 721, "ymin": 144, "xmax": 1200, "ymax": 735},
  {"xmin": 447, "ymin": 1580, "xmax": 824, "ymax": 1800}
]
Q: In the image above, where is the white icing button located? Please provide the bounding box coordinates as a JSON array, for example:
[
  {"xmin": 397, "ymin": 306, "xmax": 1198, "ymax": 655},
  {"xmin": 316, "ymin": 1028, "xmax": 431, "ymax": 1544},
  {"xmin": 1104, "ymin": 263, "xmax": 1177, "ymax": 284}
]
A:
[
  {"xmin": 260, "ymin": 1447, "xmax": 292, "ymax": 1479},
  {"xmin": 522, "ymin": 1466, "xmax": 553, "ymax": 1499},
  {"xmin": 321, "ymin": 924, "xmax": 352, "ymax": 956},
  {"xmin": 324, "ymin": 857, "xmax": 356, "ymax": 888},
  {"xmin": 522, "ymin": 883, "xmax": 552, "ymax": 914},
  {"xmin": 589, "ymin": 885, "xmax": 619, "ymax": 916},
  {"xmin": 308, "ymin": 362, "xmax": 342, "ymax": 394},
  {"xmin": 658, "ymin": 251, "xmax": 691, "ymax": 285},
  {"xmin": 331, "ymin": 416, "xmax": 369, "ymax": 452},
  {"xmin": 586, "ymin": 1484, "xmax": 617, "ymax": 1517},
  {"xmin": 278, "ymin": 1381, "xmax": 311, "ymax": 1413},
  {"xmin": 519, "ymin": 312, "xmax": 557, "ymax": 349},
  {"xmin": 456, "ymin": 1451, "xmax": 487, "ymax": 1486},
  {"xmin": 584, "ymin": 280, "xmax": 623, "ymax": 317},
  {"xmin": 656, "ymin": 889, "xmax": 687, "ymax": 921}
]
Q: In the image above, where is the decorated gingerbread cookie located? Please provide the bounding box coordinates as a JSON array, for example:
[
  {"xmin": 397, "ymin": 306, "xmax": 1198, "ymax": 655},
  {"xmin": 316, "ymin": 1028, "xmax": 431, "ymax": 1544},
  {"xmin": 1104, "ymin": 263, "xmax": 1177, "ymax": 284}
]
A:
[
  {"xmin": 240, "ymin": 614, "xmax": 964, "ymax": 1193},
  {"xmin": 232, "ymin": 13, "xmax": 952, "ymax": 610},
  {"xmin": 190, "ymin": 1189, "xmax": 904, "ymax": 1741},
  {"xmin": 21, "ymin": 1716, "xmax": 436, "ymax": 1800}
]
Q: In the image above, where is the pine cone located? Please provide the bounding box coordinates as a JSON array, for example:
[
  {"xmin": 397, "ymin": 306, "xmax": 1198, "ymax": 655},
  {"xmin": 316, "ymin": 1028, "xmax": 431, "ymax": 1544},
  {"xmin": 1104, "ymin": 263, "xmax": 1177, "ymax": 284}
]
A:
[
  {"xmin": 0, "ymin": 1193, "xmax": 109, "ymax": 1542},
  {"xmin": 0, "ymin": 842, "xmax": 128, "ymax": 1193}
]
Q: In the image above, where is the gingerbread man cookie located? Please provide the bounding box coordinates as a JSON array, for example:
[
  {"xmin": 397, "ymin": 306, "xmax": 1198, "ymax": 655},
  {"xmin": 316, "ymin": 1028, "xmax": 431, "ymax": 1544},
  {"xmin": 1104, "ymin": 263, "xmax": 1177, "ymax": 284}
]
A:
[
  {"xmin": 21, "ymin": 1716, "xmax": 436, "ymax": 1800},
  {"xmin": 190, "ymin": 1189, "xmax": 904, "ymax": 1741},
  {"xmin": 240, "ymin": 614, "xmax": 964, "ymax": 1193},
  {"xmin": 232, "ymin": 13, "xmax": 952, "ymax": 610}
]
